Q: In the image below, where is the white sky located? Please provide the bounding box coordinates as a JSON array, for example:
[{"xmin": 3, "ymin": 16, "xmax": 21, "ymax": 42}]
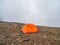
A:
[{"xmin": 0, "ymin": 0, "xmax": 60, "ymax": 27}]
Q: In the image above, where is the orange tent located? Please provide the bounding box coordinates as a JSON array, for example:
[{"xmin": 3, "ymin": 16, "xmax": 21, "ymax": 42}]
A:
[{"xmin": 22, "ymin": 23, "xmax": 38, "ymax": 33}]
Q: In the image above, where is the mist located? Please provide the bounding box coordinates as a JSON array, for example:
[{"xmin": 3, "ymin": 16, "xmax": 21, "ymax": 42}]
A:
[
  {"xmin": 1, "ymin": 0, "xmax": 60, "ymax": 27},
  {"xmin": 0, "ymin": 0, "xmax": 3, "ymax": 21}
]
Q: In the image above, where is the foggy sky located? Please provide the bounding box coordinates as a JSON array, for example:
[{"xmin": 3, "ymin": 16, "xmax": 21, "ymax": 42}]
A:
[
  {"xmin": 0, "ymin": 0, "xmax": 60, "ymax": 27},
  {"xmin": 0, "ymin": 0, "xmax": 3, "ymax": 21}
]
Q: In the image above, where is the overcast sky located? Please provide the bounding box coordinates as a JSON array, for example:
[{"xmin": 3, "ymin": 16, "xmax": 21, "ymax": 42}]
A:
[{"xmin": 0, "ymin": 0, "xmax": 60, "ymax": 27}]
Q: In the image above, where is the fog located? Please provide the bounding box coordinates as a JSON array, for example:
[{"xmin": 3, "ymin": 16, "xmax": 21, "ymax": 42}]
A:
[
  {"xmin": 0, "ymin": 0, "xmax": 60, "ymax": 27},
  {"xmin": 0, "ymin": 0, "xmax": 3, "ymax": 21}
]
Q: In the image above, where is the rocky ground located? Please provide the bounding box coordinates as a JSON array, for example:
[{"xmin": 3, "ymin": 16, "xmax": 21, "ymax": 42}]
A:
[{"xmin": 0, "ymin": 21, "xmax": 60, "ymax": 45}]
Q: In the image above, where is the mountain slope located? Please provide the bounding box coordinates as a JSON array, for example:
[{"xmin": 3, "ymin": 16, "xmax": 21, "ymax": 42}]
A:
[{"xmin": 0, "ymin": 21, "xmax": 60, "ymax": 45}]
